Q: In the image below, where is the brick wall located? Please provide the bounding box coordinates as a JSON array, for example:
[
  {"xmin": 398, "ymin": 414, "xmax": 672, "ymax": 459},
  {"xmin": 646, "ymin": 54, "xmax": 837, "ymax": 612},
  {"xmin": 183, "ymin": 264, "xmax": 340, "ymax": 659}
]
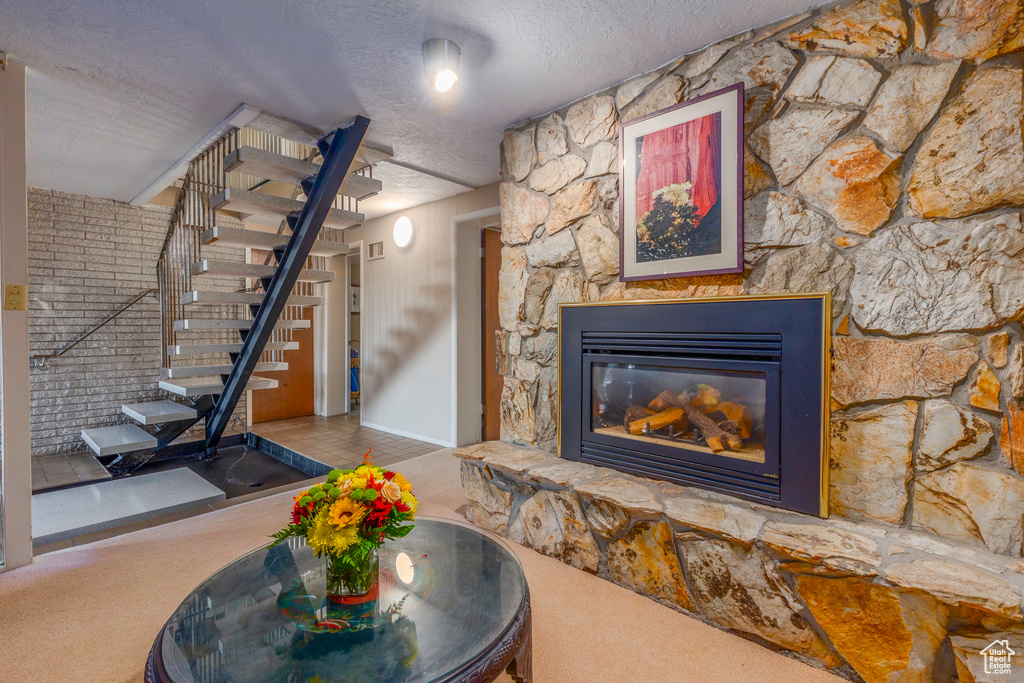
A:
[{"xmin": 27, "ymin": 188, "xmax": 247, "ymax": 457}]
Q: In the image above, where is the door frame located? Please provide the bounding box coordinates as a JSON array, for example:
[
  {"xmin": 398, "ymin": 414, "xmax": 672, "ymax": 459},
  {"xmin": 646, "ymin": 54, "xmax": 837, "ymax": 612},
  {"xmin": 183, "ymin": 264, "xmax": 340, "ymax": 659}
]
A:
[{"xmin": 450, "ymin": 206, "xmax": 500, "ymax": 447}]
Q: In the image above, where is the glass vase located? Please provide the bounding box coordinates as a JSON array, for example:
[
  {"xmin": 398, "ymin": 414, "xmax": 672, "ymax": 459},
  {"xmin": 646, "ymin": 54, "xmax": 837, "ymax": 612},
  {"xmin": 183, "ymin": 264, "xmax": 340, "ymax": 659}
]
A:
[{"xmin": 325, "ymin": 547, "xmax": 380, "ymax": 604}]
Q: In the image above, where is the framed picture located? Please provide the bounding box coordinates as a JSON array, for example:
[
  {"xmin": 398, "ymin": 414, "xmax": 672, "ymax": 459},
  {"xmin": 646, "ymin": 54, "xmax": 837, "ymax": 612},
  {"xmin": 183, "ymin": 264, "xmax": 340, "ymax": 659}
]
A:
[
  {"xmin": 619, "ymin": 82, "xmax": 744, "ymax": 281},
  {"xmin": 350, "ymin": 285, "xmax": 361, "ymax": 313}
]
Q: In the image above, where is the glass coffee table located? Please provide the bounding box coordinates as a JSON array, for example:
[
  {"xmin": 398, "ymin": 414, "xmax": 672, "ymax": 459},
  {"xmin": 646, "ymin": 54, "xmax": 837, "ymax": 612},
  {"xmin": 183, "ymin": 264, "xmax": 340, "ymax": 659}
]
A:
[{"xmin": 145, "ymin": 517, "xmax": 531, "ymax": 682}]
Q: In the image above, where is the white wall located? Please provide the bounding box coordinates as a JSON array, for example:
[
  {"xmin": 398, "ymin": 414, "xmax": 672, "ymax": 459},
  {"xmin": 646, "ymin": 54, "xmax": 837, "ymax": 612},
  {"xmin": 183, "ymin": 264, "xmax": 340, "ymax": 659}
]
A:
[
  {"xmin": 345, "ymin": 183, "xmax": 499, "ymax": 446},
  {"xmin": 0, "ymin": 60, "xmax": 32, "ymax": 570}
]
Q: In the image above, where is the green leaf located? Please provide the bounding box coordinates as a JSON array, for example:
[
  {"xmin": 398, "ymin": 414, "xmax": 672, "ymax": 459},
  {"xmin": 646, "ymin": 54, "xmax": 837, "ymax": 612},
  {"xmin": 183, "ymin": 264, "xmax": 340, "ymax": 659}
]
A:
[
  {"xmin": 267, "ymin": 525, "xmax": 303, "ymax": 548},
  {"xmin": 390, "ymin": 524, "xmax": 414, "ymax": 538}
]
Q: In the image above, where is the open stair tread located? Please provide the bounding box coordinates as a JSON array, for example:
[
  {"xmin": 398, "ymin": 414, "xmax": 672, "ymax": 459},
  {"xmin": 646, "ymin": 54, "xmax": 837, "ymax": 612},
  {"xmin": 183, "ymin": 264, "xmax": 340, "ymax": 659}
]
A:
[
  {"xmin": 167, "ymin": 341, "xmax": 299, "ymax": 356},
  {"xmin": 224, "ymin": 146, "xmax": 381, "ymax": 200},
  {"xmin": 162, "ymin": 362, "xmax": 287, "ymax": 379},
  {"xmin": 246, "ymin": 112, "xmax": 325, "ymax": 147},
  {"xmin": 200, "ymin": 225, "xmax": 352, "ymax": 257},
  {"xmin": 182, "ymin": 290, "xmax": 322, "ymax": 307},
  {"xmin": 160, "ymin": 375, "xmax": 278, "ymax": 397},
  {"xmin": 81, "ymin": 424, "xmax": 157, "ymax": 457},
  {"xmin": 243, "ymin": 113, "xmax": 392, "ymax": 167},
  {"xmin": 191, "ymin": 259, "xmax": 336, "ymax": 283},
  {"xmin": 121, "ymin": 400, "xmax": 197, "ymax": 425},
  {"xmin": 173, "ymin": 318, "xmax": 311, "ymax": 331},
  {"xmin": 211, "ymin": 187, "xmax": 362, "ymax": 229}
]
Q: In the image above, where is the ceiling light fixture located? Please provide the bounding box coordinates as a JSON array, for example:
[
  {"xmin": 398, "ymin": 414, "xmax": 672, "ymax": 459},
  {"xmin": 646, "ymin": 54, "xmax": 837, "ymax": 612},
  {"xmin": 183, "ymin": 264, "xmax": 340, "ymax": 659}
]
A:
[
  {"xmin": 423, "ymin": 38, "xmax": 460, "ymax": 93},
  {"xmin": 393, "ymin": 216, "xmax": 415, "ymax": 249}
]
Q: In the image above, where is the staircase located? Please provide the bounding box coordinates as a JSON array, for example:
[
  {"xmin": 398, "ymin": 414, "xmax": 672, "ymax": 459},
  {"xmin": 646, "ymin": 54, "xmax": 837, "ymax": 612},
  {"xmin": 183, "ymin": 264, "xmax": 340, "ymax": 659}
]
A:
[{"xmin": 80, "ymin": 113, "xmax": 380, "ymax": 474}]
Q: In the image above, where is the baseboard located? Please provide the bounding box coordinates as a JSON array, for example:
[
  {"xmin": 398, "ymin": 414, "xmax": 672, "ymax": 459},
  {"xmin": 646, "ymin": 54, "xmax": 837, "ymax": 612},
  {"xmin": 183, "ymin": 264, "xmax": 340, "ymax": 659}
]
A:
[{"xmin": 359, "ymin": 421, "xmax": 454, "ymax": 448}]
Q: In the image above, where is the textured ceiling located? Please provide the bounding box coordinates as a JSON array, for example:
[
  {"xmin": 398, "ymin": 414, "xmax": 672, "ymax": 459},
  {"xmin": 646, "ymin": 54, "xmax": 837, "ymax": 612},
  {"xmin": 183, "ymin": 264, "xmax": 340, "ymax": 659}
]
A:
[{"xmin": 1, "ymin": 0, "xmax": 821, "ymax": 218}]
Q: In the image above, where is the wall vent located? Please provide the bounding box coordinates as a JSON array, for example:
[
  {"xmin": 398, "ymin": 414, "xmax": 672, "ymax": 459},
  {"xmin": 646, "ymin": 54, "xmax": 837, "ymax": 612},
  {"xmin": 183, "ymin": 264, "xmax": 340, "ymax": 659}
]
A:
[{"xmin": 367, "ymin": 241, "xmax": 385, "ymax": 260}]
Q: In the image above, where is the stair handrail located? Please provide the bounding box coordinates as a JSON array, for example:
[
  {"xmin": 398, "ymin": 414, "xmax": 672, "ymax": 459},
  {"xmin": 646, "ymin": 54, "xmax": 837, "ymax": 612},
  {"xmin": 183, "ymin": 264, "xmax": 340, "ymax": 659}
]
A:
[
  {"xmin": 156, "ymin": 166, "xmax": 194, "ymax": 268},
  {"xmin": 31, "ymin": 288, "xmax": 158, "ymax": 369},
  {"xmin": 156, "ymin": 128, "xmax": 239, "ymax": 368}
]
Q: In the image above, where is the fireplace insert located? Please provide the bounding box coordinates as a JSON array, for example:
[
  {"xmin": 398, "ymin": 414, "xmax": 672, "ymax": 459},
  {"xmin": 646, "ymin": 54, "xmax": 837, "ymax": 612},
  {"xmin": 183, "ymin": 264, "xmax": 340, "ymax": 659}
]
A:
[{"xmin": 558, "ymin": 294, "xmax": 830, "ymax": 516}]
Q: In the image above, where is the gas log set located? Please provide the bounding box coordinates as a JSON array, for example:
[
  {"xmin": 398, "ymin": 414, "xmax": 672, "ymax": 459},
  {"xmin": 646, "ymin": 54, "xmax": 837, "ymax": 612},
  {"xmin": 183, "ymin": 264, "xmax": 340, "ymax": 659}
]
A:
[{"xmin": 598, "ymin": 383, "xmax": 766, "ymax": 462}]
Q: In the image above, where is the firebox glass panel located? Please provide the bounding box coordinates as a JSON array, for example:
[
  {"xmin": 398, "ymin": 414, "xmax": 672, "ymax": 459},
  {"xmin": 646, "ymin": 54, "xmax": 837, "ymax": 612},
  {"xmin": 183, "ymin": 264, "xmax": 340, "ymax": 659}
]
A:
[{"xmin": 591, "ymin": 363, "xmax": 767, "ymax": 464}]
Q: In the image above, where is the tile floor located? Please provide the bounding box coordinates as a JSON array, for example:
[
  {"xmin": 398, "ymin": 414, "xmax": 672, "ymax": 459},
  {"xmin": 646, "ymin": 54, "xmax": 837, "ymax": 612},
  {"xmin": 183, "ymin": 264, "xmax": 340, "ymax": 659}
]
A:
[
  {"xmin": 249, "ymin": 412, "xmax": 440, "ymax": 470},
  {"xmin": 33, "ymin": 411, "xmax": 441, "ymax": 557},
  {"xmin": 32, "ymin": 452, "xmax": 111, "ymax": 492}
]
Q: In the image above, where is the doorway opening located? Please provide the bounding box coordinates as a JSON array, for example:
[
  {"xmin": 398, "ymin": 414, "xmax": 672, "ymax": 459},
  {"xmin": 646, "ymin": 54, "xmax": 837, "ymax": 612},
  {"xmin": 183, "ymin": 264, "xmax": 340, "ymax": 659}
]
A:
[
  {"xmin": 481, "ymin": 227, "xmax": 502, "ymax": 441},
  {"xmin": 451, "ymin": 207, "xmax": 501, "ymax": 446},
  {"xmin": 349, "ymin": 252, "xmax": 361, "ymax": 417}
]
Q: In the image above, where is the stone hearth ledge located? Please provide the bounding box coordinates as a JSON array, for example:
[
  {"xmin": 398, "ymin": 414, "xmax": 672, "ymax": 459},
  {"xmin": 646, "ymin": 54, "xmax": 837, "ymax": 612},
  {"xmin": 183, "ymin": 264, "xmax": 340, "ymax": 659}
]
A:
[{"xmin": 457, "ymin": 441, "xmax": 1024, "ymax": 682}]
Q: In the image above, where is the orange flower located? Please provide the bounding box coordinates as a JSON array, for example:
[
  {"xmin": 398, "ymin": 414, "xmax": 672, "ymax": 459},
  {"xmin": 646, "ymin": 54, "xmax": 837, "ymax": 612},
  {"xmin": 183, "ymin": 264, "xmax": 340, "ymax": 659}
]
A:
[{"xmin": 381, "ymin": 480, "xmax": 402, "ymax": 504}]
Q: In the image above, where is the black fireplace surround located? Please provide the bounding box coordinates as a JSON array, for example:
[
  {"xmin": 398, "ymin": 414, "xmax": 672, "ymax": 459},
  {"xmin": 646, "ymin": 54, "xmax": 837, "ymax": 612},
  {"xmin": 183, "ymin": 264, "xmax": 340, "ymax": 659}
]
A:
[{"xmin": 558, "ymin": 294, "xmax": 831, "ymax": 517}]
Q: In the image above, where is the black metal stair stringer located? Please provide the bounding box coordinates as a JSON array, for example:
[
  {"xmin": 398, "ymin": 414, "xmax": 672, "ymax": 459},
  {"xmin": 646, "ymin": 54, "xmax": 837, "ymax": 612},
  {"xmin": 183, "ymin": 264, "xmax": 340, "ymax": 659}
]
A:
[{"xmin": 204, "ymin": 116, "xmax": 370, "ymax": 450}]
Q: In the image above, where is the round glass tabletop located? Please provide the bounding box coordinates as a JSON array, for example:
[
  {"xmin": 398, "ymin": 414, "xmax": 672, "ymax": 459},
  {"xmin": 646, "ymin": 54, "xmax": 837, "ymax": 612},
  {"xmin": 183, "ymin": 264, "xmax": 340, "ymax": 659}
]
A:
[{"xmin": 152, "ymin": 517, "xmax": 528, "ymax": 683}]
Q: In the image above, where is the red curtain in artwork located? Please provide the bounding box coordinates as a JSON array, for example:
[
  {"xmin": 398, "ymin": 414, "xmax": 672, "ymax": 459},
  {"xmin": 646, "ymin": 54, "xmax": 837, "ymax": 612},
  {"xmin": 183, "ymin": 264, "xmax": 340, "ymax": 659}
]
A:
[{"xmin": 635, "ymin": 112, "xmax": 721, "ymax": 221}]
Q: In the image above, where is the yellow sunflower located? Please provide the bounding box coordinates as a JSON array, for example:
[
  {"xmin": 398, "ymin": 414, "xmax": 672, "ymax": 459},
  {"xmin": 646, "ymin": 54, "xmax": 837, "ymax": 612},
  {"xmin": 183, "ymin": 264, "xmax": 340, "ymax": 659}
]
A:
[{"xmin": 327, "ymin": 497, "xmax": 366, "ymax": 529}]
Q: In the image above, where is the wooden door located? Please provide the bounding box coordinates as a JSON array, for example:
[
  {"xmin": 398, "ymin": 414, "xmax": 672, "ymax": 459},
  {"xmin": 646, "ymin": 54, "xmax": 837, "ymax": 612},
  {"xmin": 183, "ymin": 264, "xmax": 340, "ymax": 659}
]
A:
[
  {"xmin": 250, "ymin": 249, "xmax": 316, "ymax": 423},
  {"xmin": 482, "ymin": 228, "xmax": 502, "ymax": 440}
]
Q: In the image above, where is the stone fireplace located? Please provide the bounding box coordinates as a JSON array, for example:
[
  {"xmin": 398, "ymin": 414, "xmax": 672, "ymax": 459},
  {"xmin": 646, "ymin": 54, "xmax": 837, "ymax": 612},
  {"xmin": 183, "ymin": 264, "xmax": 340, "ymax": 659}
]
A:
[
  {"xmin": 463, "ymin": 0, "xmax": 1024, "ymax": 679},
  {"xmin": 559, "ymin": 294, "xmax": 829, "ymax": 516}
]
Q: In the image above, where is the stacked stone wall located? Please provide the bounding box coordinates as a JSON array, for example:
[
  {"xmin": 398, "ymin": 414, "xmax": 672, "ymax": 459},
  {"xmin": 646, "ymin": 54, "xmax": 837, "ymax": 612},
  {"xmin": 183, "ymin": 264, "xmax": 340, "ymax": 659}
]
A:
[
  {"xmin": 458, "ymin": 441, "xmax": 1024, "ymax": 682},
  {"xmin": 496, "ymin": 0, "xmax": 1024, "ymax": 559}
]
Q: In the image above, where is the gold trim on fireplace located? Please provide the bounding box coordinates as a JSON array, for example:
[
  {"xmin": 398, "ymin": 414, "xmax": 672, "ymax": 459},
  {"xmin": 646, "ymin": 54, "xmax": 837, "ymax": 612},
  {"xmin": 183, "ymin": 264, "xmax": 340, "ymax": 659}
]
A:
[{"xmin": 556, "ymin": 292, "xmax": 832, "ymax": 518}]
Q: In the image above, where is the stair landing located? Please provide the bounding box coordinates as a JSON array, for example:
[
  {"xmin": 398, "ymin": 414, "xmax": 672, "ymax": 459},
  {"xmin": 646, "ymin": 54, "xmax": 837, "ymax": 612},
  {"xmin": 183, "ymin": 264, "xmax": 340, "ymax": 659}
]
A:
[{"xmin": 32, "ymin": 468, "xmax": 225, "ymax": 545}]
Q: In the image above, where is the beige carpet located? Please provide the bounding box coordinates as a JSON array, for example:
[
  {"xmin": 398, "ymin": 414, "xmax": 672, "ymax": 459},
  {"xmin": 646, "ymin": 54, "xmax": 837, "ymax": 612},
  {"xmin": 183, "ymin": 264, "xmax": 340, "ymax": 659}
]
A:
[{"xmin": 0, "ymin": 449, "xmax": 842, "ymax": 682}]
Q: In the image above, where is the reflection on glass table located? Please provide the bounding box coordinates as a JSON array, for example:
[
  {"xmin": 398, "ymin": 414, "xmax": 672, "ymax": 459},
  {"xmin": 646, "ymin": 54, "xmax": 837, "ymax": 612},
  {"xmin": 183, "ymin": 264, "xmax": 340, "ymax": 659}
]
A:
[{"xmin": 147, "ymin": 517, "xmax": 531, "ymax": 683}]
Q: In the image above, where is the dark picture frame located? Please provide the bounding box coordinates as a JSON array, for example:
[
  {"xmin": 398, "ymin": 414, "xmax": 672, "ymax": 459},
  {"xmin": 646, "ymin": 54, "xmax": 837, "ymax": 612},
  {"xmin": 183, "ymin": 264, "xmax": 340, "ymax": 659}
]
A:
[{"xmin": 618, "ymin": 82, "xmax": 745, "ymax": 281}]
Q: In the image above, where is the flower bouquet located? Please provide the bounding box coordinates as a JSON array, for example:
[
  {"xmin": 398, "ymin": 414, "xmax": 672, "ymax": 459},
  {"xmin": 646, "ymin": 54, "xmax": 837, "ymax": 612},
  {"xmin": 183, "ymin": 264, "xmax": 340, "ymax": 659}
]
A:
[{"xmin": 270, "ymin": 451, "xmax": 417, "ymax": 602}]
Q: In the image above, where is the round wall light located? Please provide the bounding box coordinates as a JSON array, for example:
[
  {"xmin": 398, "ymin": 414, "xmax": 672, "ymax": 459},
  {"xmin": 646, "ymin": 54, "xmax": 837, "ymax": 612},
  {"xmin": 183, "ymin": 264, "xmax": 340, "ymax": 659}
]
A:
[
  {"xmin": 423, "ymin": 38, "xmax": 460, "ymax": 93},
  {"xmin": 393, "ymin": 215, "xmax": 415, "ymax": 248}
]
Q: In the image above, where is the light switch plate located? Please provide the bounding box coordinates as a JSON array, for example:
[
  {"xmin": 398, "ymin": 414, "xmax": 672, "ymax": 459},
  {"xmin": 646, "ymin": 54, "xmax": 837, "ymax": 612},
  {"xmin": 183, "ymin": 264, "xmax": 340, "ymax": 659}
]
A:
[{"xmin": 4, "ymin": 284, "xmax": 27, "ymax": 310}]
